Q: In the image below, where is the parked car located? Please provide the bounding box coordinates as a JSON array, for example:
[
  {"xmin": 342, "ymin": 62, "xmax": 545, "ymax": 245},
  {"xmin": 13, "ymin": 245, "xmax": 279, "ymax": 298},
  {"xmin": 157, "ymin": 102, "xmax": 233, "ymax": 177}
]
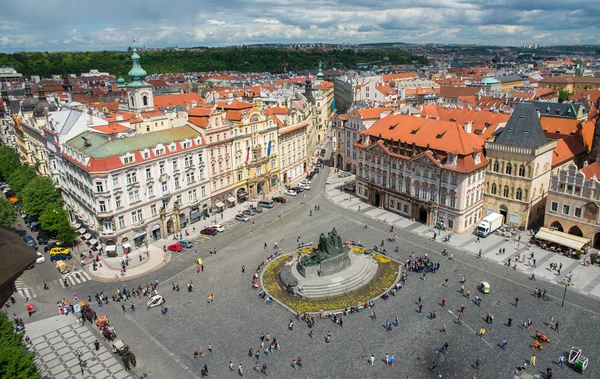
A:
[
  {"xmin": 328, "ymin": 162, "xmax": 334, "ymax": 167},
  {"xmin": 49, "ymin": 247, "xmax": 71, "ymax": 255},
  {"xmin": 306, "ymin": 173, "xmax": 314, "ymax": 180},
  {"xmin": 316, "ymin": 162, "xmax": 323, "ymax": 168},
  {"xmin": 284, "ymin": 189, "xmax": 297, "ymax": 196},
  {"xmin": 343, "ymin": 184, "xmax": 356, "ymax": 193},
  {"xmin": 291, "ymin": 186, "xmax": 304, "ymax": 193},
  {"xmin": 243, "ymin": 208, "xmax": 256, "ymax": 216},
  {"xmin": 38, "ymin": 231, "xmax": 58, "ymax": 245},
  {"xmin": 314, "ymin": 168, "xmax": 320, "ymax": 173},
  {"xmin": 254, "ymin": 206, "xmax": 263, "ymax": 213},
  {"xmin": 210, "ymin": 224, "xmax": 225, "ymax": 232},
  {"xmin": 272, "ymin": 197, "xmax": 287, "ymax": 203},
  {"xmin": 23, "ymin": 236, "xmax": 37, "ymax": 250},
  {"xmin": 235, "ymin": 214, "xmax": 250, "ymax": 222},
  {"xmin": 35, "ymin": 252, "xmax": 45, "ymax": 264},
  {"xmin": 200, "ymin": 228, "xmax": 218, "ymax": 236},
  {"xmin": 44, "ymin": 240, "xmax": 60, "ymax": 252},
  {"xmin": 300, "ymin": 184, "xmax": 311, "ymax": 190},
  {"xmin": 300, "ymin": 179, "xmax": 311, "ymax": 185},
  {"xmin": 167, "ymin": 243, "xmax": 184, "ymax": 252},
  {"xmin": 30, "ymin": 223, "xmax": 42, "ymax": 232},
  {"xmin": 179, "ymin": 239, "xmax": 193, "ymax": 248}
]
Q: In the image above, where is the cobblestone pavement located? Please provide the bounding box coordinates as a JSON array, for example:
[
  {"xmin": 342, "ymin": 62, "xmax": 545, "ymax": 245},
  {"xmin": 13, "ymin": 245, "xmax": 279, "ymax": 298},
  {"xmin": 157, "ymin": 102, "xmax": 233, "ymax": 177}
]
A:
[
  {"xmin": 25, "ymin": 314, "xmax": 132, "ymax": 379},
  {"xmin": 9, "ymin": 159, "xmax": 600, "ymax": 379}
]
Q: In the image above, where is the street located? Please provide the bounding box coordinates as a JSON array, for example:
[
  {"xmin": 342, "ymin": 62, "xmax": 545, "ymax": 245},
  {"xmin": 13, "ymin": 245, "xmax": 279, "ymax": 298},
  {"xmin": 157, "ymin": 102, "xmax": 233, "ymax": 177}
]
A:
[{"xmin": 6, "ymin": 146, "xmax": 600, "ymax": 379}]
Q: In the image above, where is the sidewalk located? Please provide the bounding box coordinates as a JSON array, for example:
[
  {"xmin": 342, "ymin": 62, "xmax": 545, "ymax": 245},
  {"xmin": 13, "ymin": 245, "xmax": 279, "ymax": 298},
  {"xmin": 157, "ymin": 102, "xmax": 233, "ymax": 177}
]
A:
[
  {"xmin": 84, "ymin": 182, "xmax": 303, "ymax": 282},
  {"xmin": 323, "ymin": 170, "xmax": 600, "ymax": 299}
]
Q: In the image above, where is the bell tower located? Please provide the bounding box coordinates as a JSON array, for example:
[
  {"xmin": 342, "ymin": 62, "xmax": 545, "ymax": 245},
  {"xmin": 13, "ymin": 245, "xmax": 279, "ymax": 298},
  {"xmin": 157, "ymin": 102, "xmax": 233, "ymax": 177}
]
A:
[{"xmin": 127, "ymin": 38, "xmax": 154, "ymax": 112}]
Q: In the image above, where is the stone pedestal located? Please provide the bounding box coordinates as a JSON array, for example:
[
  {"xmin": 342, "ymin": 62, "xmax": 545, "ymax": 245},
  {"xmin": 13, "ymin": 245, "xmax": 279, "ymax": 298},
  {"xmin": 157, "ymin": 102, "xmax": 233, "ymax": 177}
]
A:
[{"xmin": 298, "ymin": 250, "xmax": 351, "ymax": 278}]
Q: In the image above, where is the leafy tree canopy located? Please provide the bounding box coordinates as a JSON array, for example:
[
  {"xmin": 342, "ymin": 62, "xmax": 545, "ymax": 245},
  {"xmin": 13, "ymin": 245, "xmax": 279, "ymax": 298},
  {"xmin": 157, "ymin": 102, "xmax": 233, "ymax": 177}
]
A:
[
  {"xmin": 40, "ymin": 203, "xmax": 77, "ymax": 245},
  {"xmin": 0, "ymin": 312, "xmax": 40, "ymax": 379},
  {"xmin": 21, "ymin": 176, "xmax": 60, "ymax": 219},
  {"xmin": 558, "ymin": 89, "xmax": 572, "ymax": 103},
  {"xmin": 0, "ymin": 197, "xmax": 16, "ymax": 226},
  {"xmin": 0, "ymin": 48, "xmax": 427, "ymax": 78}
]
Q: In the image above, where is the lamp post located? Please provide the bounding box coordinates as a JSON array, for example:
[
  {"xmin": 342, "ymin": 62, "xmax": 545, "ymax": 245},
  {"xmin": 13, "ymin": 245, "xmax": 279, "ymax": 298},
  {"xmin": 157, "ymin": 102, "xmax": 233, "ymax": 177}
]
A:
[
  {"xmin": 74, "ymin": 348, "xmax": 87, "ymax": 375},
  {"xmin": 561, "ymin": 279, "xmax": 574, "ymax": 308}
]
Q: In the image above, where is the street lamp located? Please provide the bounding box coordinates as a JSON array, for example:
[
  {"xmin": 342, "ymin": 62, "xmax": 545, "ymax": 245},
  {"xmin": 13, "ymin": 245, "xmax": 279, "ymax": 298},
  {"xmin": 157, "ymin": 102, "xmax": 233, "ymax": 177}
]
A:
[
  {"xmin": 561, "ymin": 278, "xmax": 574, "ymax": 308},
  {"xmin": 74, "ymin": 348, "xmax": 87, "ymax": 375}
]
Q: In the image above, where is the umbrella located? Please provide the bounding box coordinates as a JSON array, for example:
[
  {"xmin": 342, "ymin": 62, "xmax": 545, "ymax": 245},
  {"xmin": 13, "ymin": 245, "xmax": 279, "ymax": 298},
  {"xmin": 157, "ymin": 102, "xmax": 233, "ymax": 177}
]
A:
[
  {"xmin": 197, "ymin": 258, "xmax": 203, "ymax": 265},
  {"xmin": 26, "ymin": 304, "xmax": 34, "ymax": 312}
]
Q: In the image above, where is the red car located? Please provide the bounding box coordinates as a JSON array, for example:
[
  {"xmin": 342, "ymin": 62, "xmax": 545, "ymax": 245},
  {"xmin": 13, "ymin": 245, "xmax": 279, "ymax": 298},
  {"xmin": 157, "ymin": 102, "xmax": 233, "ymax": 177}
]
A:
[
  {"xmin": 167, "ymin": 243, "xmax": 184, "ymax": 252},
  {"xmin": 200, "ymin": 227, "xmax": 218, "ymax": 236}
]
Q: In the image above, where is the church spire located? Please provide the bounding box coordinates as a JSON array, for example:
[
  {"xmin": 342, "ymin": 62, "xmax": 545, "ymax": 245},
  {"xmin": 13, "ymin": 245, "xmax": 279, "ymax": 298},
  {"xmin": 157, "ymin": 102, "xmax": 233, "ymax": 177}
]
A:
[
  {"xmin": 128, "ymin": 37, "xmax": 149, "ymax": 87},
  {"xmin": 316, "ymin": 60, "xmax": 324, "ymax": 83}
]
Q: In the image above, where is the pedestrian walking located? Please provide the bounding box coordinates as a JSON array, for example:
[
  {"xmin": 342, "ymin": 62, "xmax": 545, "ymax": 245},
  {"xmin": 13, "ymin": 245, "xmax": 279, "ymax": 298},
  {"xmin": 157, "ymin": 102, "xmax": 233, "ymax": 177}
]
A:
[
  {"xmin": 479, "ymin": 327, "xmax": 486, "ymax": 337},
  {"xmin": 288, "ymin": 319, "xmax": 293, "ymax": 331},
  {"xmin": 418, "ymin": 304, "xmax": 423, "ymax": 313},
  {"xmin": 514, "ymin": 297, "xmax": 519, "ymax": 307},
  {"xmin": 466, "ymin": 289, "xmax": 471, "ymax": 298},
  {"xmin": 197, "ymin": 266, "xmax": 201, "ymax": 274},
  {"xmin": 121, "ymin": 304, "xmax": 126, "ymax": 313},
  {"xmin": 475, "ymin": 359, "xmax": 480, "ymax": 369},
  {"xmin": 371, "ymin": 310, "xmax": 377, "ymax": 320},
  {"xmin": 208, "ymin": 343, "xmax": 212, "ymax": 353},
  {"xmin": 130, "ymin": 302, "xmax": 135, "ymax": 311},
  {"xmin": 229, "ymin": 361, "xmax": 234, "ymax": 370},
  {"xmin": 238, "ymin": 364, "xmax": 244, "ymax": 377},
  {"xmin": 530, "ymin": 354, "xmax": 536, "ymax": 366},
  {"xmin": 441, "ymin": 298, "xmax": 446, "ymax": 307},
  {"xmin": 549, "ymin": 317, "xmax": 554, "ymax": 329},
  {"xmin": 94, "ymin": 340, "xmax": 100, "ymax": 351},
  {"xmin": 418, "ymin": 296, "xmax": 422, "ymax": 304},
  {"xmin": 507, "ymin": 318, "xmax": 512, "ymax": 327},
  {"xmin": 559, "ymin": 354, "xmax": 565, "ymax": 368},
  {"xmin": 501, "ymin": 337, "xmax": 507, "ymax": 349},
  {"xmin": 457, "ymin": 315, "xmax": 462, "ymax": 325},
  {"xmin": 264, "ymin": 242, "xmax": 267, "ymax": 249},
  {"xmin": 369, "ymin": 355, "xmax": 375, "ymax": 365},
  {"xmin": 555, "ymin": 321, "xmax": 559, "ymax": 332},
  {"xmin": 199, "ymin": 347, "xmax": 205, "ymax": 357},
  {"xmin": 255, "ymin": 350, "xmax": 260, "ymax": 360},
  {"xmin": 385, "ymin": 353, "xmax": 390, "ymax": 365}
]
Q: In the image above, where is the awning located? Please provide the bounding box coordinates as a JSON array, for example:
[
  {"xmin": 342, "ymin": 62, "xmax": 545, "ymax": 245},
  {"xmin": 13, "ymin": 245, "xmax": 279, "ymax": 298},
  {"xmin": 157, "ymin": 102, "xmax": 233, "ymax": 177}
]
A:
[
  {"xmin": 535, "ymin": 227, "xmax": 591, "ymax": 250},
  {"xmin": 83, "ymin": 233, "xmax": 92, "ymax": 240},
  {"xmin": 105, "ymin": 245, "xmax": 117, "ymax": 252},
  {"xmin": 227, "ymin": 196, "xmax": 236, "ymax": 203},
  {"xmin": 133, "ymin": 230, "xmax": 147, "ymax": 239},
  {"xmin": 215, "ymin": 201, "xmax": 225, "ymax": 208},
  {"xmin": 89, "ymin": 238, "xmax": 98, "ymax": 245},
  {"xmin": 78, "ymin": 228, "xmax": 86, "ymax": 234},
  {"xmin": 122, "ymin": 242, "xmax": 132, "ymax": 249},
  {"xmin": 152, "ymin": 224, "xmax": 161, "ymax": 231}
]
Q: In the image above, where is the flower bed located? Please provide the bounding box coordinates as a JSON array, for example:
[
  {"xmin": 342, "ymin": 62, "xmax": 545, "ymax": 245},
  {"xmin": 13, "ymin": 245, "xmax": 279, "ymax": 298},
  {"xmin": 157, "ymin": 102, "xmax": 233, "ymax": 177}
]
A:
[{"xmin": 261, "ymin": 254, "xmax": 400, "ymax": 314}]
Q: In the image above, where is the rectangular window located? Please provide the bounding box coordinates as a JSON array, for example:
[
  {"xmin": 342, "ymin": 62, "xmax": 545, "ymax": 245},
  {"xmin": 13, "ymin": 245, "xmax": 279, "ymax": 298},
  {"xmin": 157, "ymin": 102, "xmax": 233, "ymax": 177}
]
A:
[
  {"xmin": 403, "ymin": 204, "xmax": 409, "ymax": 213},
  {"xmin": 550, "ymin": 201, "xmax": 558, "ymax": 212},
  {"xmin": 115, "ymin": 197, "xmax": 122, "ymax": 208},
  {"xmin": 123, "ymin": 156, "xmax": 133, "ymax": 164},
  {"xmin": 131, "ymin": 210, "xmax": 143, "ymax": 224},
  {"xmin": 126, "ymin": 172, "xmax": 137, "ymax": 185},
  {"xmin": 162, "ymin": 183, "xmax": 168, "ymax": 193},
  {"xmin": 562, "ymin": 204, "xmax": 570, "ymax": 215},
  {"xmin": 172, "ymin": 161, "xmax": 178, "ymax": 172},
  {"xmin": 451, "ymin": 174, "xmax": 458, "ymax": 186},
  {"xmin": 390, "ymin": 199, "xmax": 395, "ymax": 208},
  {"xmin": 186, "ymin": 172, "xmax": 196, "ymax": 185},
  {"xmin": 148, "ymin": 186, "xmax": 154, "ymax": 197},
  {"xmin": 201, "ymin": 186, "xmax": 206, "ymax": 197},
  {"xmin": 440, "ymin": 192, "xmax": 447, "ymax": 206},
  {"xmin": 103, "ymin": 220, "xmax": 112, "ymax": 231},
  {"xmin": 146, "ymin": 168, "xmax": 152, "ymax": 180},
  {"xmin": 98, "ymin": 201, "xmax": 106, "ymax": 212},
  {"xmin": 450, "ymin": 196, "xmax": 457, "ymax": 208},
  {"xmin": 574, "ymin": 207, "xmax": 582, "ymax": 218},
  {"xmin": 151, "ymin": 204, "xmax": 157, "ymax": 216},
  {"xmin": 128, "ymin": 190, "xmax": 140, "ymax": 203},
  {"xmin": 95, "ymin": 182, "xmax": 104, "ymax": 193},
  {"xmin": 185, "ymin": 155, "xmax": 193, "ymax": 167},
  {"xmin": 118, "ymin": 215, "xmax": 125, "ymax": 229},
  {"xmin": 159, "ymin": 162, "xmax": 165, "ymax": 175},
  {"xmin": 112, "ymin": 176, "xmax": 119, "ymax": 188}
]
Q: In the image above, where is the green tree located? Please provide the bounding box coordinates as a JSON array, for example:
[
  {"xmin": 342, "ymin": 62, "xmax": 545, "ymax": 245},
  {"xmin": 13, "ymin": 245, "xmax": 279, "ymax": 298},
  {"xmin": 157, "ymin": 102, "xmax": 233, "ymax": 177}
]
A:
[
  {"xmin": 6, "ymin": 166, "xmax": 37, "ymax": 197},
  {"xmin": 21, "ymin": 176, "xmax": 60, "ymax": 219},
  {"xmin": 0, "ymin": 197, "xmax": 16, "ymax": 226},
  {"xmin": 39, "ymin": 203, "xmax": 77, "ymax": 245},
  {"xmin": 558, "ymin": 89, "xmax": 572, "ymax": 103},
  {"xmin": 0, "ymin": 312, "xmax": 40, "ymax": 379}
]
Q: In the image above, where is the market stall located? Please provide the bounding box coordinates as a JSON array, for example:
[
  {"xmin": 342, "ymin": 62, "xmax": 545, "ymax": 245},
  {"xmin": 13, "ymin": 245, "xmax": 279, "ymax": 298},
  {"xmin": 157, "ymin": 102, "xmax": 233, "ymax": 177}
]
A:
[{"xmin": 533, "ymin": 227, "xmax": 591, "ymax": 257}]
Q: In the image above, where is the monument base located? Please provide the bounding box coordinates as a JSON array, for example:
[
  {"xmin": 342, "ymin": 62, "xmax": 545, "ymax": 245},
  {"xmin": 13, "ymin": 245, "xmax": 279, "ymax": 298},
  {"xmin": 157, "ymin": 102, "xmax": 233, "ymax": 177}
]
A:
[{"xmin": 297, "ymin": 250, "xmax": 351, "ymax": 278}]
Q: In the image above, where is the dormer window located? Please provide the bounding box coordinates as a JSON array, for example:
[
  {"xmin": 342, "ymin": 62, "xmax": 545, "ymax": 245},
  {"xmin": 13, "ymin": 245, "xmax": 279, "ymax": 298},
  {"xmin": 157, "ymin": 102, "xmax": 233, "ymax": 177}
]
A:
[
  {"xmin": 447, "ymin": 154, "xmax": 456, "ymax": 166},
  {"xmin": 143, "ymin": 150, "xmax": 150, "ymax": 159},
  {"xmin": 169, "ymin": 143, "xmax": 176, "ymax": 151},
  {"xmin": 182, "ymin": 140, "xmax": 191, "ymax": 149},
  {"xmin": 123, "ymin": 154, "xmax": 134, "ymax": 164},
  {"xmin": 474, "ymin": 153, "xmax": 481, "ymax": 165}
]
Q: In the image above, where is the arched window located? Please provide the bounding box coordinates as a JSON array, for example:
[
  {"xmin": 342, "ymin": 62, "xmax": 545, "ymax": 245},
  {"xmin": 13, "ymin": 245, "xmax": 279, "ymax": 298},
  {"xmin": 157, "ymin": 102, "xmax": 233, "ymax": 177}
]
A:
[
  {"xmin": 503, "ymin": 185, "xmax": 509, "ymax": 197},
  {"xmin": 506, "ymin": 164, "xmax": 512, "ymax": 175},
  {"xmin": 130, "ymin": 96, "xmax": 135, "ymax": 107},
  {"xmin": 519, "ymin": 165, "xmax": 525, "ymax": 177},
  {"xmin": 491, "ymin": 183, "xmax": 497, "ymax": 195},
  {"xmin": 493, "ymin": 161, "xmax": 499, "ymax": 172},
  {"xmin": 143, "ymin": 96, "xmax": 148, "ymax": 106},
  {"xmin": 528, "ymin": 166, "xmax": 532, "ymax": 177},
  {"xmin": 524, "ymin": 189, "xmax": 528, "ymax": 201},
  {"xmin": 516, "ymin": 188, "xmax": 523, "ymax": 200}
]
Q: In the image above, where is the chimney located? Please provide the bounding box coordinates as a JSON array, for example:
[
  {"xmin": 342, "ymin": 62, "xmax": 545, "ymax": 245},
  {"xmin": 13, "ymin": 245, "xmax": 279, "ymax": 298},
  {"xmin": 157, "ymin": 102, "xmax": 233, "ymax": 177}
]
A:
[{"xmin": 464, "ymin": 121, "xmax": 473, "ymax": 134}]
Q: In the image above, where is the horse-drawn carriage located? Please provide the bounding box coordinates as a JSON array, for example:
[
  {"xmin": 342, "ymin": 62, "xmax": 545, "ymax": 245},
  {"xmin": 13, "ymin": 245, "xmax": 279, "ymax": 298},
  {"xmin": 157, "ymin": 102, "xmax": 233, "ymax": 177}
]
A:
[
  {"xmin": 112, "ymin": 340, "xmax": 137, "ymax": 371},
  {"xmin": 96, "ymin": 315, "xmax": 117, "ymax": 341}
]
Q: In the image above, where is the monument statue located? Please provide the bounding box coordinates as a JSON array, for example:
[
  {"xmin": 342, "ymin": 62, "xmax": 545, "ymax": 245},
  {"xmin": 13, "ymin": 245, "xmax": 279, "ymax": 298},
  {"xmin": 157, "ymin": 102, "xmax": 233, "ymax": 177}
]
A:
[{"xmin": 301, "ymin": 228, "xmax": 344, "ymax": 267}]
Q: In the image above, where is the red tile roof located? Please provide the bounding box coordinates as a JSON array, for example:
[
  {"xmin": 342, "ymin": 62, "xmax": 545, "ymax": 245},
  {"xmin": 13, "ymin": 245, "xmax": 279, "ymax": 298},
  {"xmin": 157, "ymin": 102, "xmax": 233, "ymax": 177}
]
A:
[
  {"xmin": 551, "ymin": 136, "xmax": 586, "ymax": 167},
  {"xmin": 153, "ymin": 93, "xmax": 203, "ymax": 109},
  {"xmin": 581, "ymin": 162, "xmax": 600, "ymax": 179}
]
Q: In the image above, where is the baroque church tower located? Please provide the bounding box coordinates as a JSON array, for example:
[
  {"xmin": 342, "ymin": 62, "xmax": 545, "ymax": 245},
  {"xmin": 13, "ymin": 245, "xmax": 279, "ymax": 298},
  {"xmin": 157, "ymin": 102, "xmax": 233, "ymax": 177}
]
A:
[{"xmin": 127, "ymin": 40, "xmax": 154, "ymax": 112}]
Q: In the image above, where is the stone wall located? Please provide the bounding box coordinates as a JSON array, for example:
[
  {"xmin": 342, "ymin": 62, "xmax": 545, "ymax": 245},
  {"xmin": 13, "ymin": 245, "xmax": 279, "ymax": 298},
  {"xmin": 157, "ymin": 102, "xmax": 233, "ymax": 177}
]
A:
[{"xmin": 319, "ymin": 250, "xmax": 351, "ymax": 276}]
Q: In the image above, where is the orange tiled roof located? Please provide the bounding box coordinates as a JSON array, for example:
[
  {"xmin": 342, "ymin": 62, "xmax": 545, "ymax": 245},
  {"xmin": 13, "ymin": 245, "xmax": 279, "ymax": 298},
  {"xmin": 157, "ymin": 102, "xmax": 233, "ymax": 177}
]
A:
[
  {"xmin": 91, "ymin": 124, "xmax": 132, "ymax": 134},
  {"xmin": 153, "ymin": 93, "xmax": 203, "ymax": 109},
  {"xmin": 540, "ymin": 117, "xmax": 581, "ymax": 137},
  {"xmin": 382, "ymin": 72, "xmax": 417, "ymax": 82},
  {"xmin": 552, "ymin": 136, "xmax": 586, "ymax": 167},
  {"xmin": 361, "ymin": 114, "xmax": 484, "ymax": 156},
  {"xmin": 581, "ymin": 162, "xmax": 600, "ymax": 179}
]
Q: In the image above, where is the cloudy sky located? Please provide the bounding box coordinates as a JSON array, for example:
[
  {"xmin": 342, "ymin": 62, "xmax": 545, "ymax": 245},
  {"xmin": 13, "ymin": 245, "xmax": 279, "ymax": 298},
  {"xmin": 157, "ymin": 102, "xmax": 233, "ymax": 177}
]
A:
[{"xmin": 1, "ymin": 0, "xmax": 598, "ymax": 52}]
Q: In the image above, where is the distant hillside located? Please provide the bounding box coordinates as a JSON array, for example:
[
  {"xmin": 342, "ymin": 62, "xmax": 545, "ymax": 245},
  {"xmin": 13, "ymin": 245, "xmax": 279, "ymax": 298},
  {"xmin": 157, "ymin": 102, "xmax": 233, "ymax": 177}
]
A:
[{"xmin": 0, "ymin": 48, "xmax": 427, "ymax": 78}]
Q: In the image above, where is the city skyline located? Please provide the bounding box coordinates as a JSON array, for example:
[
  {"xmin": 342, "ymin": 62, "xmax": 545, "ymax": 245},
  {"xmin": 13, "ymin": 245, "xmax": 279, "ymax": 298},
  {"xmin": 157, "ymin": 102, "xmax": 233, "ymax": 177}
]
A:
[{"xmin": 1, "ymin": 0, "xmax": 599, "ymax": 53}]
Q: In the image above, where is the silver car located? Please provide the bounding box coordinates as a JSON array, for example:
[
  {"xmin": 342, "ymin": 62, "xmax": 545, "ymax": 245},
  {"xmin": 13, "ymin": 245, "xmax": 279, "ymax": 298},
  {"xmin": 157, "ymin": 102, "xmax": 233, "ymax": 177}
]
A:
[{"xmin": 235, "ymin": 214, "xmax": 250, "ymax": 222}]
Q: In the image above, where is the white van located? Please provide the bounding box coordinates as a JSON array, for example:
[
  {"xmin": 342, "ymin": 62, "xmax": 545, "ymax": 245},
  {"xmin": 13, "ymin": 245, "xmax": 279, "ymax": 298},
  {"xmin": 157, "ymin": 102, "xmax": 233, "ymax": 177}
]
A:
[{"xmin": 258, "ymin": 199, "xmax": 275, "ymax": 208}]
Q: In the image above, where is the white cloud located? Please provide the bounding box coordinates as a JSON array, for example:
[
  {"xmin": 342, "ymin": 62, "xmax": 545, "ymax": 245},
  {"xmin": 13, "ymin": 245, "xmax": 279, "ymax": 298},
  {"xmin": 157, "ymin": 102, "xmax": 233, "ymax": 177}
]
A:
[
  {"xmin": 206, "ymin": 20, "xmax": 227, "ymax": 26},
  {"xmin": 0, "ymin": 0, "xmax": 597, "ymax": 51},
  {"xmin": 253, "ymin": 19, "xmax": 280, "ymax": 24}
]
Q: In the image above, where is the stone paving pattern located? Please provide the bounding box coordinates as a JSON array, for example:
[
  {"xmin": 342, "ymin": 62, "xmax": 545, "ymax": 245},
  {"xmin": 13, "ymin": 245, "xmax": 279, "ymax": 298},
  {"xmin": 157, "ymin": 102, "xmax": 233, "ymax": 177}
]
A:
[{"xmin": 26, "ymin": 315, "xmax": 131, "ymax": 379}]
